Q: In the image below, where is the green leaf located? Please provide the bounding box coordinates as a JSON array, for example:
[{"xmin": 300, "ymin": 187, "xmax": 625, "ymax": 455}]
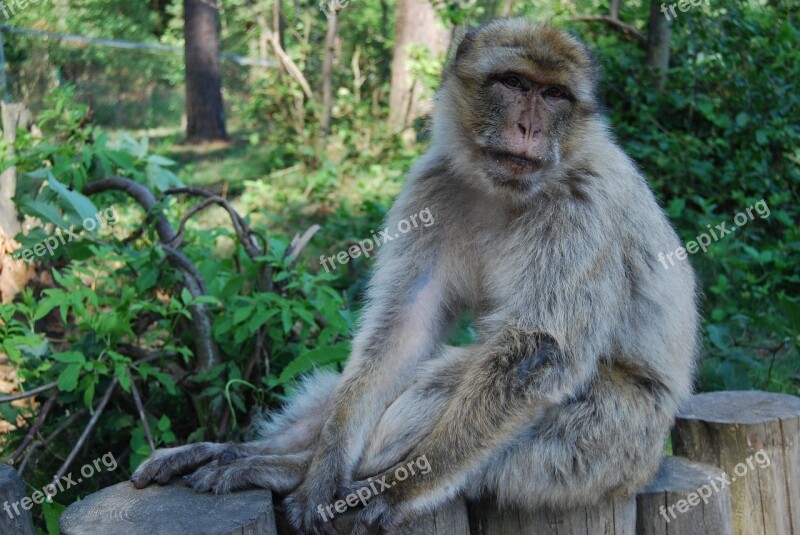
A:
[
  {"xmin": 42, "ymin": 500, "xmax": 66, "ymax": 535},
  {"xmin": 57, "ymin": 363, "xmax": 82, "ymax": 392},
  {"xmin": 18, "ymin": 196, "xmax": 64, "ymax": 228},
  {"xmin": 51, "ymin": 351, "xmax": 86, "ymax": 365},
  {"xmin": 116, "ymin": 364, "xmax": 132, "ymax": 392},
  {"xmin": 277, "ymin": 343, "xmax": 350, "ymax": 385},
  {"xmin": 181, "ymin": 288, "xmax": 193, "ymax": 305},
  {"xmin": 735, "ymin": 112, "xmax": 749, "ymax": 127},
  {"xmin": 158, "ymin": 415, "xmax": 171, "ymax": 432},
  {"xmin": 46, "ymin": 174, "xmax": 99, "ymax": 225}
]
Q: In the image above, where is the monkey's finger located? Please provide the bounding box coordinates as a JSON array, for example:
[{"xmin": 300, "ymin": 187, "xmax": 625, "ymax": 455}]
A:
[
  {"xmin": 320, "ymin": 520, "xmax": 338, "ymax": 535},
  {"xmin": 131, "ymin": 458, "xmax": 167, "ymax": 488}
]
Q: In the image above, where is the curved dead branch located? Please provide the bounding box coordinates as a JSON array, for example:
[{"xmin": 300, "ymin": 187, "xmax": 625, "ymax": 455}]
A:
[
  {"xmin": 571, "ymin": 16, "xmax": 647, "ymax": 44},
  {"xmin": 83, "ymin": 177, "xmax": 220, "ymax": 372}
]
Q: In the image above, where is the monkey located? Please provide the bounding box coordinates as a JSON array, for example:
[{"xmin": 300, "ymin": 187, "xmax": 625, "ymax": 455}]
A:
[{"xmin": 132, "ymin": 19, "xmax": 699, "ymax": 535}]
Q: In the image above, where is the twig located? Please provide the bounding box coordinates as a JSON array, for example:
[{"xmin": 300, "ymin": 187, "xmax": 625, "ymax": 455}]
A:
[
  {"xmin": 0, "ymin": 380, "xmax": 58, "ymax": 404},
  {"xmin": 17, "ymin": 407, "xmax": 88, "ymax": 477},
  {"xmin": 571, "ymin": 16, "xmax": 646, "ymax": 44},
  {"xmin": 163, "ymin": 187, "xmax": 271, "ymax": 291},
  {"xmin": 265, "ymin": 27, "xmax": 314, "ymax": 101},
  {"xmin": 129, "ymin": 371, "xmax": 155, "ymax": 452},
  {"xmin": 54, "ymin": 378, "xmax": 118, "ymax": 481},
  {"xmin": 162, "ymin": 187, "xmax": 264, "ymax": 261},
  {"xmin": 7, "ymin": 391, "xmax": 57, "ymax": 464},
  {"xmin": 286, "ymin": 224, "xmax": 321, "ymax": 267}
]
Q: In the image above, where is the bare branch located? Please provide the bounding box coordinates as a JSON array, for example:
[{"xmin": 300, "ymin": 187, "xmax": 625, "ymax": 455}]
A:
[
  {"xmin": 0, "ymin": 380, "xmax": 57, "ymax": 404},
  {"xmin": 286, "ymin": 224, "xmax": 321, "ymax": 266},
  {"xmin": 129, "ymin": 372, "xmax": 155, "ymax": 453},
  {"xmin": 54, "ymin": 378, "xmax": 118, "ymax": 481},
  {"xmin": 571, "ymin": 16, "xmax": 646, "ymax": 44},
  {"xmin": 7, "ymin": 391, "xmax": 56, "ymax": 464}
]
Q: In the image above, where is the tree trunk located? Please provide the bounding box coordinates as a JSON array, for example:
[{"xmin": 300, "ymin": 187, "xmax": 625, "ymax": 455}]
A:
[
  {"xmin": 321, "ymin": 9, "xmax": 338, "ymax": 137},
  {"xmin": 388, "ymin": 0, "xmax": 449, "ymax": 132},
  {"xmin": 0, "ymin": 102, "xmax": 32, "ymax": 303},
  {"xmin": 183, "ymin": 0, "xmax": 227, "ymax": 143},
  {"xmin": 273, "ymin": 0, "xmax": 285, "ymax": 52},
  {"xmin": 646, "ymin": 0, "xmax": 670, "ymax": 94}
]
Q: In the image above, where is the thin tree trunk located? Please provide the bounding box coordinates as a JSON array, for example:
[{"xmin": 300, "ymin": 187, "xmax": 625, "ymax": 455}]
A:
[
  {"xmin": 273, "ymin": 0, "xmax": 285, "ymax": 52},
  {"xmin": 321, "ymin": 10, "xmax": 338, "ymax": 137},
  {"xmin": 646, "ymin": 0, "xmax": 670, "ymax": 94},
  {"xmin": 388, "ymin": 0, "xmax": 450, "ymax": 132},
  {"xmin": 610, "ymin": 0, "xmax": 620, "ymax": 19},
  {"xmin": 184, "ymin": 0, "xmax": 227, "ymax": 142}
]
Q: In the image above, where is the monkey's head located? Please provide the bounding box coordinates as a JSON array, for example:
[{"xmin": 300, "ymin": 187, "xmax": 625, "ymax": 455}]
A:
[{"xmin": 434, "ymin": 20, "xmax": 602, "ymax": 198}]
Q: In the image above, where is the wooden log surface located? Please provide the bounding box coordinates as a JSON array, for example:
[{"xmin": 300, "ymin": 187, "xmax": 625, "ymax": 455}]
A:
[
  {"xmin": 59, "ymin": 481, "xmax": 276, "ymax": 535},
  {"xmin": 0, "ymin": 463, "xmax": 35, "ymax": 535},
  {"xmin": 273, "ymin": 498, "xmax": 470, "ymax": 535},
  {"xmin": 468, "ymin": 494, "xmax": 636, "ymax": 535},
  {"xmin": 637, "ymin": 456, "xmax": 733, "ymax": 535},
  {"xmin": 673, "ymin": 390, "xmax": 800, "ymax": 535}
]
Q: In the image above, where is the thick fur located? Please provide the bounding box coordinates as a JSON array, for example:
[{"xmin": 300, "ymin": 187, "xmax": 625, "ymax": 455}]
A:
[{"xmin": 132, "ymin": 20, "xmax": 699, "ymax": 535}]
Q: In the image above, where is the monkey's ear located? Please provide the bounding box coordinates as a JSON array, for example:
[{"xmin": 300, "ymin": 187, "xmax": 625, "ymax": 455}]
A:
[{"xmin": 451, "ymin": 27, "xmax": 479, "ymax": 67}]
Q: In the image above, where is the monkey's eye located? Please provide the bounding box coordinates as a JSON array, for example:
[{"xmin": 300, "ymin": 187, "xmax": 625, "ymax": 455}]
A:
[
  {"xmin": 543, "ymin": 86, "xmax": 566, "ymax": 99},
  {"xmin": 501, "ymin": 75, "xmax": 525, "ymax": 89}
]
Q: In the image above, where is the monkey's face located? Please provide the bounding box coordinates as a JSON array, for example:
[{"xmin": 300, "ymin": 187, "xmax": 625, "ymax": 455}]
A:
[{"xmin": 437, "ymin": 21, "xmax": 599, "ymax": 196}]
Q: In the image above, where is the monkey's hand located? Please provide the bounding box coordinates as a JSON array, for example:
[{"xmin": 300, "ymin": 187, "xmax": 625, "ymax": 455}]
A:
[
  {"xmin": 350, "ymin": 493, "xmax": 402, "ymax": 535},
  {"xmin": 131, "ymin": 443, "xmax": 246, "ymax": 489},
  {"xmin": 284, "ymin": 475, "xmax": 339, "ymax": 535}
]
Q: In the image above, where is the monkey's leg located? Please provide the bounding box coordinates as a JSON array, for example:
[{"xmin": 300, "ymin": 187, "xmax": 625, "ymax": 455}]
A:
[
  {"xmin": 468, "ymin": 359, "xmax": 675, "ymax": 511},
  {"xmin": 285, "ymin": 227, "xmax": 456, "ymax": 533},
  {"xmin": 185, "ymin": 450, "xmax": 313, "ymax": 494},
  {"xmin": 345, "ymin": 328, "xmax": 600, "ymax": 534},
  {"xmin": 132, "ymin": 370, "xmax": 341, "ymax": 489}
]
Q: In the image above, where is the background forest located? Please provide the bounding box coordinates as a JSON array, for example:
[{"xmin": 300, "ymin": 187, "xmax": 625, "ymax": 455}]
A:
[{"xmin": 0, "ymin": 0, "xmax": 796, "ymax": 531}]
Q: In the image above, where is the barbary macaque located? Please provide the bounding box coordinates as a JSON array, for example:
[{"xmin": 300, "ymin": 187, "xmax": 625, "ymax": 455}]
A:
[{"xmin": 133, "ymin": 19, "xmax": 699, "ymax": 535}]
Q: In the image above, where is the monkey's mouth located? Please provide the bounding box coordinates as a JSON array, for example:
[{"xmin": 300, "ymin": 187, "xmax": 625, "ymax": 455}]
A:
[
  {"xmin": 486, "ymin": 150, "xmax": 542, "ymax": 169},
  {"xmin": 483, "ymin": 150, "xmax": 544, "ymax": 188}
]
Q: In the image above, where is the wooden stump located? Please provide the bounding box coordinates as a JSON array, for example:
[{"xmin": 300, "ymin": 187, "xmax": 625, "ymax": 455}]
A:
[
  {"xmin": 673, "ymin": 390, "xmax": 800, "ymax": 535},
  {"xmin": 60, "ymin": 481, "xmax": 277, "ymax": 535},
  {"xmin": 274, "ymin": 498, "xmax": 470, "ymax": 535},
  {"xmin": 0, "ymin": 464, "xmax": 35, "ymax": 535},
  {"xmin": 637, "ymin": 456, "xmax": 733, "ymax": 535},
  {"xmin": 468, "ymin": 494, "xmax": 636, "ymax": 534}
]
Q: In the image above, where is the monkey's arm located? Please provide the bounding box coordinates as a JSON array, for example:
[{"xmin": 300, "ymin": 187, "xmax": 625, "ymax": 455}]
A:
[
  {"xmin": 348, "ymin": 324, "xmax": 607, "ymax": 533},
  {"xmin": 285, "ymin": 200, "xmax": 458, "ymax": 533}
]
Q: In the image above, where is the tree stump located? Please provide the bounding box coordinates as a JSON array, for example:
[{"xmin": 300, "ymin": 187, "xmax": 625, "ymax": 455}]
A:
[
  {"xmin": 673, "ymin": 390, "xmax": 800, "ymax": 535},
  {"xmin": 636, "ymin": 456, "xmax": 733, "ymax": 535},
  {"xmin": 468, "ymin": 494, "xmax": 636, "ymax": 534},
  {"xmin": 0, "ymin": 463, "xmax": 35, "ymax": 535},
  {"xmin": 273, "ymin": 498, "xmax": 470, "ymax": 535},
  {"xmin": 59, "ymin": 481, "xmax": 276, "ymax": 535}
]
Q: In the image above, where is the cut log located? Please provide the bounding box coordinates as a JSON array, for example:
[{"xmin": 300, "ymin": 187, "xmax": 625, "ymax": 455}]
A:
[
  {"xmin": 636, "ymin": 456, "xmax": 733, "ymax": 535},
  {"xmin": 59, "ymin": 481, "xmax": 276, "ymax": 535},
  {"xmin": 274, "ymin": 498, "xmax": 470, "ymax": 535},
  {"xmin": 468, "ymin": 494, "xmax": 636, "ymax": 534},
  {"xmin": 673, "ymin": 390, "xmax": 800, "ymax": 535},
  {"xmin": 0, "ymin": 463, "xmax": 35, "ymax": 535}
]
